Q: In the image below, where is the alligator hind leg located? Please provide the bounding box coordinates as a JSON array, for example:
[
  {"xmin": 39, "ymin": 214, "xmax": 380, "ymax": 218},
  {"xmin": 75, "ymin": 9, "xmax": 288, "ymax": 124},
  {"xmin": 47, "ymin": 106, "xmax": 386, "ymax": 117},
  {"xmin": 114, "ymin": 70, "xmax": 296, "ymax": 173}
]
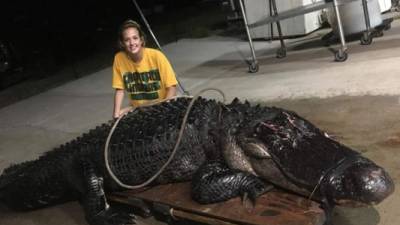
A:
[
  {"xmin": 80, "ymin": 160, "xmax": 136, "ymax": 225},
  {"xmin": 191, "ymin": 161, "xmax": 272, "ymax": 206}
]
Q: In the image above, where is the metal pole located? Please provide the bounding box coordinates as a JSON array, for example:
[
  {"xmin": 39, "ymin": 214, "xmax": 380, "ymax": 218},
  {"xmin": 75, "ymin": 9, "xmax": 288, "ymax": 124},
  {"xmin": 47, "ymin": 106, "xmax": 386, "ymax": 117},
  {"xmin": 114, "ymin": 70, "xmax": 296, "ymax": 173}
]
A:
[
  {"xmin": 360, "ymin": 0, "xmax": 372, "ymax": 45},
  {"xmin": 271, "ymin": 0, "xmax": 285, "ymax": 48},
  {"xmin": 332, "ymin": 0, "xmax": 347, "ymax": 53},
  {"xmin": 268, "ymin": 0, "xmax": 274, "ymax": 42},
  {"xmin": 131, "ymin": 0, "xmax": 188, "ymax": 94},
  {"xmin": 131, "ymin": 0, "xmax": 162, "ymax": 50},
  {"xmin": 238, "ymin": 0, "xmax": 259, "ymax": 72},
  {"xmin": 270, "ymin": 0, "xmax": 286, "ymax": 58},
  {"xmin": 361, "ymin": 0, "xmax": 371, "ymax": 32}
]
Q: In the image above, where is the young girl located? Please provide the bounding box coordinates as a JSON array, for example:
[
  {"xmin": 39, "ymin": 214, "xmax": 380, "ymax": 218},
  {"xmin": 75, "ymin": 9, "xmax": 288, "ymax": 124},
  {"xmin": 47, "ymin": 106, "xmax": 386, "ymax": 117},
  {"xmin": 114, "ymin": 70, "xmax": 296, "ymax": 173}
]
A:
[{"xmin": 112, "ymin": 19, "xmax": 178, "ymax": 118}]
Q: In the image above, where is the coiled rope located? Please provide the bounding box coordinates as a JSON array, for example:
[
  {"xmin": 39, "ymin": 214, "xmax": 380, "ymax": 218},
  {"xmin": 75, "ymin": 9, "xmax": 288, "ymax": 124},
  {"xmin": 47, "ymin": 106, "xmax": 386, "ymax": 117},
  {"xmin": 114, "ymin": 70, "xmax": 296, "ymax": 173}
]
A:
[{"xmin": 104, "ymin": 88, "xmax": 226, "ymax": 189}]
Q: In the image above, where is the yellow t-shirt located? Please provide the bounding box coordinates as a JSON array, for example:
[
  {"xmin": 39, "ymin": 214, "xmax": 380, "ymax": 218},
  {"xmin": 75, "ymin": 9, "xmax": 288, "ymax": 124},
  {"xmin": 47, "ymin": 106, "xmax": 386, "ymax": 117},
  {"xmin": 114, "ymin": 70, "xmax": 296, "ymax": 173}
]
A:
[{"xmin": 112, "ymin": 48, "xmax": 178, "ymax": 106}]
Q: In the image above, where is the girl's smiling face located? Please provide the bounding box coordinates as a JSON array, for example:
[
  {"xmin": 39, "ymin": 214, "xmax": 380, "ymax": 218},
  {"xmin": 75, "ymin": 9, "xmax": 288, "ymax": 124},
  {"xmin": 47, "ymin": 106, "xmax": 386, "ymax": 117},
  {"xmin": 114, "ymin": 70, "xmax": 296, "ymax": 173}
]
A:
[{"xmin": 122, "ymin": 27, "xmax": 144, "ymax": 56}]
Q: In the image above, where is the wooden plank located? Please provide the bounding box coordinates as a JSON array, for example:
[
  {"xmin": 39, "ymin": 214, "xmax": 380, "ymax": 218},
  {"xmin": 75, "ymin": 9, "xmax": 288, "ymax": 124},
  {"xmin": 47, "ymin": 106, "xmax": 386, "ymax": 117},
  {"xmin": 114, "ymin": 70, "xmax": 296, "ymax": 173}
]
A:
[
  {"xmin": 171, "ymin": 209, "xmax": 240, "ymax": 225},
  {"xmin": 109, "ymin": 182, "xmax": 325, "ymax": 225}
]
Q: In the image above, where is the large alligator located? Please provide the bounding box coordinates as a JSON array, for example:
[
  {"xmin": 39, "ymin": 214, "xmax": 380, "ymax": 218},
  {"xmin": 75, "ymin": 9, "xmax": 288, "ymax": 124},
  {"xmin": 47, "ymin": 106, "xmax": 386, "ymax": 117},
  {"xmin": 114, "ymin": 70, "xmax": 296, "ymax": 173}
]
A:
[{"xmin": 0, "ymin": 97, "xmax": 394, "ymax": 225}]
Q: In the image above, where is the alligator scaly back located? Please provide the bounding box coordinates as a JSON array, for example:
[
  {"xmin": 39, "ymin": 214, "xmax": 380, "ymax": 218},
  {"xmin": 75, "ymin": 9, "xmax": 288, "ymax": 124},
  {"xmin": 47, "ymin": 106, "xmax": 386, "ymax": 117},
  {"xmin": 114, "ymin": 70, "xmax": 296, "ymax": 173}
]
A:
[{"xmin": 0, "ymin": 97, "xmax": 221, "ymax": 211}]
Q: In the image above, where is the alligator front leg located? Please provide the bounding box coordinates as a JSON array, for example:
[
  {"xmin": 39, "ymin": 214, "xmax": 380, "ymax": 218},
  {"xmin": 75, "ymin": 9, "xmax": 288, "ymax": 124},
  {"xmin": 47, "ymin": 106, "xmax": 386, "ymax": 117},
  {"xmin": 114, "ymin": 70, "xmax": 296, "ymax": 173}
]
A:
[
  {"xmin": 191, "ymin": 161, "xmax": 271, "ymax": 205},
  {"xmin": 80, "ymin": 160, "xmax": 136, "ymax": 225}
]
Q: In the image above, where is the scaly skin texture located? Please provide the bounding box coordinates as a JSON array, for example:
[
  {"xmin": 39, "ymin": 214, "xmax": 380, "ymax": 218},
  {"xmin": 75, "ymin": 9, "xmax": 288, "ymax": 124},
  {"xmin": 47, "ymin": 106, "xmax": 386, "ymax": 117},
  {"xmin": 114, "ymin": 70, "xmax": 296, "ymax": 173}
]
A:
[{"xmin": 0, "ymin": 97, "xmax": 394, "ymax": 225}]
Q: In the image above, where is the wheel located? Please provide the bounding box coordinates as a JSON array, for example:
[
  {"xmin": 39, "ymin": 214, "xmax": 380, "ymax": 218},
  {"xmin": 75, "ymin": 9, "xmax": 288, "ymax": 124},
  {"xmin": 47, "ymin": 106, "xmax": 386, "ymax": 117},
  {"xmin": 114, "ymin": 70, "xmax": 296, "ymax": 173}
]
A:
[
  {"xmin": 276, "ymin": 48, "xmax": 286, "ymax": 59},
  {"xmin": 360, "ymin": 33, "xmax": 373, "ymax": 45},
  {"xmin": 248, "ymin": 62, "xmax": 259, "ymax": 73},
  {"xmin": 373, "ymin": 30, "xmax": 384, "ymax": 38},
  {"xmin": 334, "ymin": 50, "xmax": 348, "ymax": 62},
  {"xmin": 384, "ymin": 23, "xmax": 391, "ymax": 31}
]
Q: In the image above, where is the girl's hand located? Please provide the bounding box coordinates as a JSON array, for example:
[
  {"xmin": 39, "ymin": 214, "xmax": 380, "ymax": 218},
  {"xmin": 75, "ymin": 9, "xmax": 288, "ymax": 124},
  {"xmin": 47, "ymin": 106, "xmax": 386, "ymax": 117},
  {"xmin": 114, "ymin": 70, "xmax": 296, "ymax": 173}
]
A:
[{"xmin": 114, "ymin": 107, "xmax": 133, "ymax": 119}]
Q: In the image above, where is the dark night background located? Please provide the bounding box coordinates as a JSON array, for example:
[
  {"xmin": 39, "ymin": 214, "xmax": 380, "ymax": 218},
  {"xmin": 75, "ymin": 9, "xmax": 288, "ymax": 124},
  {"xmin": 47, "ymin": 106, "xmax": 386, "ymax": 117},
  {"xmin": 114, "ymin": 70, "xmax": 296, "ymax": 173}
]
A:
[{"xmin": 0, "ymin": 0, "xmax": 229, "ymax": 93}]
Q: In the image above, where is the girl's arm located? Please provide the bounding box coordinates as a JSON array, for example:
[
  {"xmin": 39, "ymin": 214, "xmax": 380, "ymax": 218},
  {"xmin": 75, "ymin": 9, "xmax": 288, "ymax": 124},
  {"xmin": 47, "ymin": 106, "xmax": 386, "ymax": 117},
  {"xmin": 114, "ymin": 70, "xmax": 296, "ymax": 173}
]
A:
[
  {"xmin": 165, "ymin": 85, "xmax": 177, "ymax": 99},
  {"xmin": 113, "ymin": 89, "xmax": 125, "ymax": 118}
]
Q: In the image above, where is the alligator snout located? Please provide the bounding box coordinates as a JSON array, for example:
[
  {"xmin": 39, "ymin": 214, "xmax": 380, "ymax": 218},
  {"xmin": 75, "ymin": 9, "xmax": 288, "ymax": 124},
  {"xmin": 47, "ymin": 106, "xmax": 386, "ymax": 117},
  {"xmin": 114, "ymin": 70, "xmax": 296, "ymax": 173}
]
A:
[
  {"xmin": 357, "ymin": 167, "xmax": 394, "ymax": 204},
  {"xmin": 325, "ymin": 159, "xmax": 394, "ymax": 207}
]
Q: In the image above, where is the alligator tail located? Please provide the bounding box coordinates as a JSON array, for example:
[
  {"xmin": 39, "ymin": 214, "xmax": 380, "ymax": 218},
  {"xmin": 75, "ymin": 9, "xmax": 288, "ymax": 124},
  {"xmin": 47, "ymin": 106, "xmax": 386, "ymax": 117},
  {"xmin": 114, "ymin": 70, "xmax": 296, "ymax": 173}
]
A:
[
  {"xmin": 0, "ymin": 160, "xmax": 35, "ymax": 208},
  {"xmin": 0, "ymin": 151, "xmax": 76, "ymax": 210}
]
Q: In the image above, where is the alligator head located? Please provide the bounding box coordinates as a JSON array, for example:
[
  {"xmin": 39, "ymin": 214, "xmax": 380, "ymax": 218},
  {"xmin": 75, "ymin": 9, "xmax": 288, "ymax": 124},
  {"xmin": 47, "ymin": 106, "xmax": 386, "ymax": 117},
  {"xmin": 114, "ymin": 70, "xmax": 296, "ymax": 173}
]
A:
[
  {"xmin": 221, "ymin": 104, "xmax": 394, "ymax": 207},
  {"xmin": 252, "ymin": 109, "xmax": 394, "ymax": 206}
]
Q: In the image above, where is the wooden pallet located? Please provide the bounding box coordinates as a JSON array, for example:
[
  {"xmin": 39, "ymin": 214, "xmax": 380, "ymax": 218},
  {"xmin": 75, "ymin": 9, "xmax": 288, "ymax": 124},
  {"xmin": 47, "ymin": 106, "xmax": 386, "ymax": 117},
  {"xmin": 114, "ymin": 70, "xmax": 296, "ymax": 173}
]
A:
[{"xmin": 108, "ymin": 182, "xmax": 325, "ymax": 225}]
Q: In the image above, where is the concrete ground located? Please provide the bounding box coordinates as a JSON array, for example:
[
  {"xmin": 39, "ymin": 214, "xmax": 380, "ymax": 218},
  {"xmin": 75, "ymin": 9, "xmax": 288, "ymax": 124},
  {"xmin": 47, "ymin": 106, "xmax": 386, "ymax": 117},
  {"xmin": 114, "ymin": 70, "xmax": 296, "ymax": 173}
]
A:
[{"xmin": 2, "ymin": 16, "xmax": 400, "ymax": 225}]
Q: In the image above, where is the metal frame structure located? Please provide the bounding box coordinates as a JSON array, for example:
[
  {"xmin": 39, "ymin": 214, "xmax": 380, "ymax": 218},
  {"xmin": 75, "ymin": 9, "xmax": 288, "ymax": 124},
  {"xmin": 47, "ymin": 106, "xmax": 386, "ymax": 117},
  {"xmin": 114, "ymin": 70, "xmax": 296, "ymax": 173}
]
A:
[{"xmin": 238, "ymin": 0, "xmax": 374, "ymax": 73}]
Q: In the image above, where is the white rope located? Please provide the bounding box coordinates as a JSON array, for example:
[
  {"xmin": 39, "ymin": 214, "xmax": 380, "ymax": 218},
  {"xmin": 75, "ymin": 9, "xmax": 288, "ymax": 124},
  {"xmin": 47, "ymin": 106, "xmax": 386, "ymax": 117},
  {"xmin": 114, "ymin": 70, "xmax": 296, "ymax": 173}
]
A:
[{"xmin": 104, "ymin": 88, "xmax": 226, "ymax": 189}]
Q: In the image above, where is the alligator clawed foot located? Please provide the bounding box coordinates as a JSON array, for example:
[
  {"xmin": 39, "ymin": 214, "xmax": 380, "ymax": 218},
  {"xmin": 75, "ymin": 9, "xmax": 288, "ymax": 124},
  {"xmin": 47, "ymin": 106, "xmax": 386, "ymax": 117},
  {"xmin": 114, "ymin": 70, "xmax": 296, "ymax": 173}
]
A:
[
  {"xmin": 241, "ymin": 192, "xmax": 255, "ymax": 212},
  {"xmin": 241, "ymin": 182, "xmax": 274, "ymax": 211}
]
